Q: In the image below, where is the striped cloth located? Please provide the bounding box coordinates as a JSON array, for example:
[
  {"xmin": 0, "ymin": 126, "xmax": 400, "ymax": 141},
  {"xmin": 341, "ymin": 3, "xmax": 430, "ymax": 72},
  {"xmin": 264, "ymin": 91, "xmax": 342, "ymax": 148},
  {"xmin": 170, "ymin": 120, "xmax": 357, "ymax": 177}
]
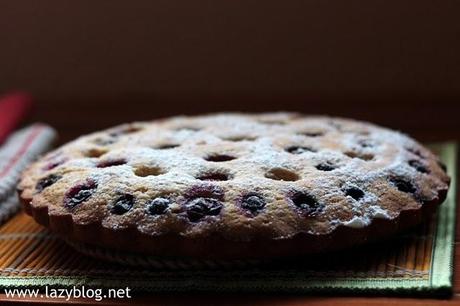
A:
[{"xmin": 0, "ymin": 124, "xmax": 56, "ymax": 224}]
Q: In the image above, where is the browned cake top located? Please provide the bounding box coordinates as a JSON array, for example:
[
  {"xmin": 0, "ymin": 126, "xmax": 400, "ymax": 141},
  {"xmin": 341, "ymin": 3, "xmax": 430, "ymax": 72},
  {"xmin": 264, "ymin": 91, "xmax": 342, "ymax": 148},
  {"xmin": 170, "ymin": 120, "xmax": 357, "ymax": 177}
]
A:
[{"xmin": 18, "ymin": 113, "xmax": 450, "ymax": 241}]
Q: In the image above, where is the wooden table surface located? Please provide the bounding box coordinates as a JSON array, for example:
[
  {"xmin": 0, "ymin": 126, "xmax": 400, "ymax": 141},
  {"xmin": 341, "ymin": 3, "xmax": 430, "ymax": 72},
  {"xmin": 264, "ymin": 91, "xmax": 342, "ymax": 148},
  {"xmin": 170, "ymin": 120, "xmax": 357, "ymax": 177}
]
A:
[{"xmin": 1, "ymin": 98, "xmax": 459, "ymax": 305}]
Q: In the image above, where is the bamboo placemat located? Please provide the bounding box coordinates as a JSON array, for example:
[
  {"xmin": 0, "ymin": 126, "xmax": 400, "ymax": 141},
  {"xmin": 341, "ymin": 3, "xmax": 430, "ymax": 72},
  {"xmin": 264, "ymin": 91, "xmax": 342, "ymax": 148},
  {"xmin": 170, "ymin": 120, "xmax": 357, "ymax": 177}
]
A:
[{"xmin": 0, "ymin": 142, "xmax": 456, "ymax": 295}]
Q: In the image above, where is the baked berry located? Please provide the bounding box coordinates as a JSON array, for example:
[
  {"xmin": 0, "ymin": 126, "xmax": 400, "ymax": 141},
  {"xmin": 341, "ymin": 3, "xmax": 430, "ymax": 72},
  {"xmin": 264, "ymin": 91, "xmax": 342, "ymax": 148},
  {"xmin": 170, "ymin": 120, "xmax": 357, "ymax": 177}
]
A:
[
  {"xmin": 241, "ymin": 194, "xmax": 266, "ymax": 212},
  {"xmin": 110, "ymin": 194, "xmax": 135, "ymax": 215},
  {"xmin": 186, "ymin": 184, "xmax": 224, "ymax": 200},
  {"xmin": 43, "ymin": 158, "xmax": 67, "ymax": 171},
  {"xmin": 286, "ymin": 146, "xmax": 317, "ymax": 154},
  {"xmin": 147, "ymin": 197, "xmax": 170, "ymax": 215},
  {"xmin": 390, "ymin": 177, "xmax": 416, "ymax": 193},
  {"xmin": 290, "ymin": 191, "xmax": 323, "ymax": 216},
  {"xmin": 97, "ymin": 158, "xmax": 127, "ymax": 168},
  {"xmin": 315, "ymin": 162, "xmax": 336, "ymax": 171},
  {"xmin": 64, "ymin": 179, "xmax": 97, "ymax": 209},
  {"xmin": 186, "ymin": 197, "xmax": 223, "ymax": 222},
  {"xmin": 36, "ymin": 174, "xmax": 62, "ymax": 192},
  {"xmin": 345, "ymin": 187, "xmax": 365, "ymax": 201},
  {"xmin": 408, "ymin": 159, "xmax": 429, "ymax": 174}
]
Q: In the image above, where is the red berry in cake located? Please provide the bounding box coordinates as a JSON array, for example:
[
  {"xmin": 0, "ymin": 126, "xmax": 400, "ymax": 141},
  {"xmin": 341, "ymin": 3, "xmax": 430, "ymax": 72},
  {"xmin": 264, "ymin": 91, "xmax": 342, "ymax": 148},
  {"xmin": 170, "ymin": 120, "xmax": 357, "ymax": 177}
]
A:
[
  {"xmin": 97, "ymin": 158, "xmax": 127, "ymax": 168},
  {"xmin": 64, "ymin": 179, "xmax": 97, "ymax": 209}
]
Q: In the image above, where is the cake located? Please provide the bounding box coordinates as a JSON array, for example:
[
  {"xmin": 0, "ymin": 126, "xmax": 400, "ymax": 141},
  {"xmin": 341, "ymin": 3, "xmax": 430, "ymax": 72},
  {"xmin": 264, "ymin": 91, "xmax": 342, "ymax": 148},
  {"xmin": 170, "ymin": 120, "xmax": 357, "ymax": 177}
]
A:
[{"xmin": 18, "ymin": 113, "xmax": 450, "ymax": 259}]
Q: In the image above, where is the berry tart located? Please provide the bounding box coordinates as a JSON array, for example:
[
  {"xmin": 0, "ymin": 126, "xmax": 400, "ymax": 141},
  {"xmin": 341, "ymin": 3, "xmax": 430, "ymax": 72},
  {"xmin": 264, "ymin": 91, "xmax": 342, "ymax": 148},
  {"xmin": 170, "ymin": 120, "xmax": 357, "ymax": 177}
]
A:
[{"xmin": 18, "ymin": 113, "xmax": 450, "ymax": 260}]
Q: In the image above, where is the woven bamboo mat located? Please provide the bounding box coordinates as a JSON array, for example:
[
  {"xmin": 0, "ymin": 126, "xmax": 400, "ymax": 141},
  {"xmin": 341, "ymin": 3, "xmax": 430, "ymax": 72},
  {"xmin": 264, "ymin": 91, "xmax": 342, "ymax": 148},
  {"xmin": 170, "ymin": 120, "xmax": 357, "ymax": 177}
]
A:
[{"xmin": 0, "ymin": 142, "xmax": 456, "ymax": 294}]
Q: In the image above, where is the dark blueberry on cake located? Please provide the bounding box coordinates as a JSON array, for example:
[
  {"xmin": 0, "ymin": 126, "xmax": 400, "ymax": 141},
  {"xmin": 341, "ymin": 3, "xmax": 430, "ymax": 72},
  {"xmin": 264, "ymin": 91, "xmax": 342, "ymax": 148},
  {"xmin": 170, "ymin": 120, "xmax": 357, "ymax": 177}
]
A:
[
  {"xmin": 110, "ymin": 194, "xmax": 135, "ymax": 215},
  {"xmin": 36, "ymin": 174, "xmax": 62, "ymax": 192},
  {"xmin": 286, "ymin": 146, "xmax": 317, "ymax": 154},
  {"xmin": 345, "ymin": 187, "xmax": 365, "ymax": 201},
  {"xmin": 315, "ymin": 162, "xmax": 336, "ymax": 171},
  {"xmin": 147, "ymin": 197, "xmax": 170, "ymax": 215},
  {"xmin": 186, "ymin": 198, "xmax": 223, "ymax": 222},
  {"xmin": 390, "ymin": 177, "xmax": 416, "ymax": 194},
  {"xmin": 97, "ymin": 158, "xmax": 127, "ymax": 168},
  {"xmin": 64, "ymin": 179, "xmax": 97, "ymax": 209},
  {"xmin": 290, "ymin": 191, "xmax": 323, "ymax": 216},
  {"xmin": 408, "ymin": 159, "xmax": 429, "ymax": 174},
  {"xmin": 241, "ymin": 194, "xmax": 266, "ymax": 213}
]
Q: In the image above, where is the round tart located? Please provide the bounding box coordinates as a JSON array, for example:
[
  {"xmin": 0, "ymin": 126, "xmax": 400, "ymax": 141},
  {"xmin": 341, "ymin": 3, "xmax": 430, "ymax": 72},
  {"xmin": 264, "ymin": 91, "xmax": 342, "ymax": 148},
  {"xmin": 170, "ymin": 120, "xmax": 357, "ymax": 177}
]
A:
[{"xmin": 18, "ymin": 113, "xmax": 450, "ymax": 259}]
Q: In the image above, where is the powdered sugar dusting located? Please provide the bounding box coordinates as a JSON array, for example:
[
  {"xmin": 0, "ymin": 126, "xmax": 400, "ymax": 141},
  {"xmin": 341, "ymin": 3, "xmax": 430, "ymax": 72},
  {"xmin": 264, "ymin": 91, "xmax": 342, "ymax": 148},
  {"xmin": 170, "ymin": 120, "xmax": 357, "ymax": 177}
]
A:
[{"xmin": 344, "ymin": 216, "xmax": 370, "ymax": 229}]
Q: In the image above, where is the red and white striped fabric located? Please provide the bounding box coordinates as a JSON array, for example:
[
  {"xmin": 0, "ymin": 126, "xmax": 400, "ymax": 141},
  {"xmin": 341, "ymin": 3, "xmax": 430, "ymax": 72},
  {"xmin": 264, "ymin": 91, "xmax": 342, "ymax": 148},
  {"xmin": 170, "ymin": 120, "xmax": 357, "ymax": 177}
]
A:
[
  {"xmin": 0, "ymin": 92, "xmax": 33, "ymax": 146},
  {"xmin": 0, "ymin": 124, "xmax": 56, "ymax": 223}
]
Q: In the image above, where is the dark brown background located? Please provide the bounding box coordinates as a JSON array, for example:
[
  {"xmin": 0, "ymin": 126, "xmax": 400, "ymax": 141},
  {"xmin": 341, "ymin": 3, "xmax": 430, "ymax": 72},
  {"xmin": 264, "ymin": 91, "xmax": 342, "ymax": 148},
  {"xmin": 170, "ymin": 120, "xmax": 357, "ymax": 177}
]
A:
[{"xmin": 1, "ymin": 0, "xmax": 460, "ymax": 145}]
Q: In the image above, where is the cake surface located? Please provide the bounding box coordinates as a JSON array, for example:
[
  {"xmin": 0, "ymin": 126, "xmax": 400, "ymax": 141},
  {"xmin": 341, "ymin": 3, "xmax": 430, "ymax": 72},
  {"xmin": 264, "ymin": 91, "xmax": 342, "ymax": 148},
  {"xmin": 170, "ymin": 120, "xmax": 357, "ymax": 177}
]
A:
[{"xmin": 18, "ymin": 113, "xmax": 450, "ymax": 259}]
